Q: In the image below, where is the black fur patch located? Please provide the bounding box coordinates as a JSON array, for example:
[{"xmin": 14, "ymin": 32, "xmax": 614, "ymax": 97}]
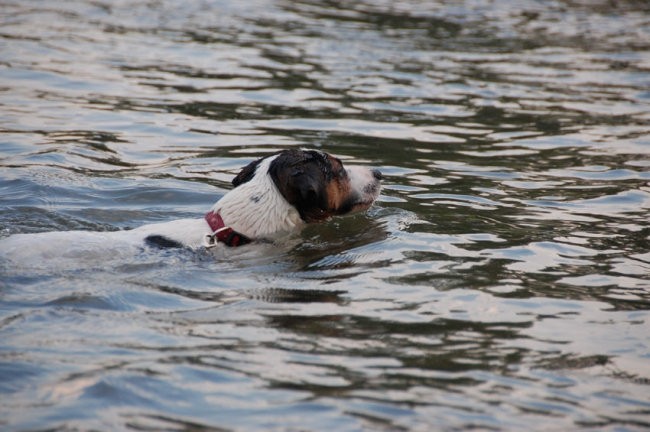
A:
[
  {"xmin": 268, "ymin": 149, "xmax": 332, "ymax": 222},
  {"xmin": 145, "ymin": 235, "xmax": 184, "ymax": 249},
  {"xmin": 232, "ymin": 157, "xmax": 265, "ymax": 187}
]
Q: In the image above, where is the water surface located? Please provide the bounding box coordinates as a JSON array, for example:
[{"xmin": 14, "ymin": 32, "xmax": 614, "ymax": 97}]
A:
[{"xmin": 1, "ymin": 1, "xmax": 650, "ymax": 430}]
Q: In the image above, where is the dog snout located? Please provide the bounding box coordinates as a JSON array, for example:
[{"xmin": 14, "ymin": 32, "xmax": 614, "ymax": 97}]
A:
[{"xmin": 372, "ymin": 169, "xmax": 383, "ymax": 181}]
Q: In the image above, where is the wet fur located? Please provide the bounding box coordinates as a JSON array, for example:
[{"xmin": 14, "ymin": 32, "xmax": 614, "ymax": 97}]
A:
[{"xmin": 0, "ymin": 150, "xmax": 381, "ymax": 259}]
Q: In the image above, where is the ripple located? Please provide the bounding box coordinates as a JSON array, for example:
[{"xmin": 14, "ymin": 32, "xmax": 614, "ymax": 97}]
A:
[
  {"xmin": 527, "ymin": 189, "xmax": 650, "ymax": 217},
  {"xmin": 2, "ymin": 1, "xmax": 650, "ymax": 431}
]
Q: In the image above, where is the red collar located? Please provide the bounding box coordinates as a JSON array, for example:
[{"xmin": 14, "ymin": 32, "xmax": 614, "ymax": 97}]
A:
[{"xmin": 204, "ymin": 211, "xmax": 252, "ymax": 247}]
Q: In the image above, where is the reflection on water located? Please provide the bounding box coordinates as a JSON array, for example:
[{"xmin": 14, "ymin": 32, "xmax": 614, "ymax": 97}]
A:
[{"xmin": 1, "ymin": 0, "xmax": 649, "ymax": 430}]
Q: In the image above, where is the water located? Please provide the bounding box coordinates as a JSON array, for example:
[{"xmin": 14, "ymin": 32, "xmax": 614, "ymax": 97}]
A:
[{"xmin": 1, "ymin": 0, "xmax": 650, "ymax": 430}]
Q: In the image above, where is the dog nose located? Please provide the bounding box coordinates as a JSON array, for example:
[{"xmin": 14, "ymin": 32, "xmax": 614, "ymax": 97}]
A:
[{"xmin": 372, "ymin": 169, "xmax": 383, "ymax": 181}]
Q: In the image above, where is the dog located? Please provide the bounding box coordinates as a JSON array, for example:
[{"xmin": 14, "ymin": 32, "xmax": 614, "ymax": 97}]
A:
[{"xmin": 0, "ymin": 149, "xmax": 382, "ymax": 260}]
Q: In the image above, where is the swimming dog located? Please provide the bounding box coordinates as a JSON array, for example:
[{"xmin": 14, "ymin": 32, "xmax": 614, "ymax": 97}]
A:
[{"xmin": 0, "ymin": 149, "xmax": 382, "ymax": 257}]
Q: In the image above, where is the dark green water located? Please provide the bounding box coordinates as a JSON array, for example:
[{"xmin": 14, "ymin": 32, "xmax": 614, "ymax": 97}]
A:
[{"xmin": 1, "ymin": 1, "xmax": 649, "ymax": 430}]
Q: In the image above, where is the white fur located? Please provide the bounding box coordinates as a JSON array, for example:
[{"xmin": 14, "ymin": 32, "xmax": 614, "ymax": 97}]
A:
[
  {"xmin": 212, "ymin": 155, "xmax": 304, "ymax": 239},
  {"xmin": 346, "ymin": 165, "xmax": 380, "ymax": 207}
]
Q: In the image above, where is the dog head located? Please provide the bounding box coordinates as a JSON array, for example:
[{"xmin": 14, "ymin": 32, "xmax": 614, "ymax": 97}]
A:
[{"xmin": 232, "ymin": 149, "xmax": 382, "ymax": 223}]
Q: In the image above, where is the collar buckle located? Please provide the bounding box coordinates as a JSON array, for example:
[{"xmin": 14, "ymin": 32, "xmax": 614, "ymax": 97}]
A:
[
  {"xmin": 204, "ymin": 211, "xmax": 252, "ymax": 248},
  {"xmin": 204, "ymin": 226, "xmax": 229, "ymax": 249}
]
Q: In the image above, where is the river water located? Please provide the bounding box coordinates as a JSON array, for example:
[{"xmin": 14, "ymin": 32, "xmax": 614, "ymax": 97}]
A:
[{"xmin": 1, "ymin": 1, "xmax": 649, "ymax": 430}]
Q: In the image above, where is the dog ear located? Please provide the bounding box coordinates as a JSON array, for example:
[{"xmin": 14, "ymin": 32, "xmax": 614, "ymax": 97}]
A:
[
  {"xmin": 232, "ymin": 158, "xmax": 263, "ymax": 187},
  {"xmin": 287, "ymin": 169, "xmax": 329, "ymax": 222},
  {"xmin": 269, "ymin": 152, "xmax": 330, "ymax": 222},
  {"xmin": 296, "ymin": 174, "xmax": 319, "ymax": 202}
]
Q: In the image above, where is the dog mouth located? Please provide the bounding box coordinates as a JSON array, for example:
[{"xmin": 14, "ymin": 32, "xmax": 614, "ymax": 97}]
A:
[
  {"xmin": 363, "ymin": 178, "xmax": 381, "ymax": 196},
  {"xmin": 350, "ymin": 197, "xmax": 376, "ymax": 212},
  {"xmin": 338, "ymin": 176, "xmax": 381, "ymax": 215}
]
